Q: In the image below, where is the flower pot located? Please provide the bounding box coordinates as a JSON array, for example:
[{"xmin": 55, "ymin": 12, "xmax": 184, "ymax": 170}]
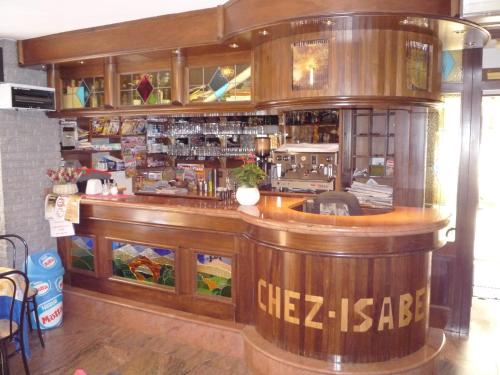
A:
[
  {"xmin": 52, "ymin": 183, "xmax": 78, "ymax": 195},
  {"xmin": 236, "ymin": 186, "xmax": 260, "ymax": 206}
]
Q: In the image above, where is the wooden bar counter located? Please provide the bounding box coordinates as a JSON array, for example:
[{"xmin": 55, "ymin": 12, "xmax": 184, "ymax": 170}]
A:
[{"xmin": 58, "ymin": 194, "xmax": 448, "ymax": 370}]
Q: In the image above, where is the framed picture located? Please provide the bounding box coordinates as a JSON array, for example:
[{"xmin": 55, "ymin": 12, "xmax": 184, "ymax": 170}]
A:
[
  {"xmin": 406, "ymin": 41, "xmax": 431, "ymax": 91},
  {"xmin": 292, "ymin": 40, "xmax": 329, "ymax": 91}
]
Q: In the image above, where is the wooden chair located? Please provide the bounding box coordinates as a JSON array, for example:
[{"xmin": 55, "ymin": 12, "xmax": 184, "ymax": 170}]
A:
[
  {"xmin": 0, "ymin": 235, "xmax": 45, "ymax": 349},
  {"xmin": 0, "ymin": 269, "xmax": 30, "ymax": 375}
]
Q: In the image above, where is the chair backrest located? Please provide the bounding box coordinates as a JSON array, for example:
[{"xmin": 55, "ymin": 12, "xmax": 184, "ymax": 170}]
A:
[
  {"xmin": 304, "ymin": 191, "xmax": 363, "ymax": 216},
  {"xmin": 0, "ymin": 270, "xmax": 28, "ymax": 338},
  {"xmin": 0, "ymin": 234, "xmax": 29, "ymax": 271}
]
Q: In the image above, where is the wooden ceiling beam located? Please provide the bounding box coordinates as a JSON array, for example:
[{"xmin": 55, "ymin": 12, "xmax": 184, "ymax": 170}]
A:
[
  {"xmin": 18, "ymin": 0, "xmax": 454, "ymax": 66},
  {"xmin": 18, "ymin": 7, "xmax": 220, "ymax": 66}
]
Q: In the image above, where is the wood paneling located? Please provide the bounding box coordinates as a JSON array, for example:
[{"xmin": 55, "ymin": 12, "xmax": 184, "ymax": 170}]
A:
[
  {"xmin": 104, "ymin": 57, "xmax": 117, "ymax": 108},
  {"xmin": 254, "ymin": 242, "xmax": 432, "ymax": 363},
  {"xmin": 115, "ymin": 50, "xmax": 172, "ymax": 74},
  {"xmin": 223, "ymin": 0, "xmax": 452, "ymax": 37},
  {"xmin": 59, "ymin": 61, "xmax": 104, "ymax": 80},
  {"xmin": 171, "ymin": 51, "xmax": 186, "ymax": 105},
  {"xmin": 58, "ymin": 195, "xmax": 447, "ymax": 364},
  {"xmin": 393, "ymin": 107, "xmax": 428, "ymax": 207},
  {"xmin": 18, "ymin": 8, "xmax": 220, "ymax": 65},
  {"xmin": 254, "ymin": 30, "xmax": 442, "ymax": 104},
  {"xmin": 186, "ymin": 50, "xmax": 251, "ymax": 67},
  {"xmin": 47, "ymin": 64, "xmax": 63, "ymax": 111}
]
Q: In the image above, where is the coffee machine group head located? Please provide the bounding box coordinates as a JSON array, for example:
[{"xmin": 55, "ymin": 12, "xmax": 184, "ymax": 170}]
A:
[{"xmin": 254, "ymin": 135, "xmax": 271, "ymax": 172}]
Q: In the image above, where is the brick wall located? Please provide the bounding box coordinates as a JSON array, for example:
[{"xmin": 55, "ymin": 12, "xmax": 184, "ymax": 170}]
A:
[{"xmin": 0, "ymin": 39, "xmax": 61, "ymax": 266}]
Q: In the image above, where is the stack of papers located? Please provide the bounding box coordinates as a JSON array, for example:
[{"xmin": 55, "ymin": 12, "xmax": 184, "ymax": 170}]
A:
[{"xmin": 347, "ymin": 179, "xmax": 393, "ymax": 208}]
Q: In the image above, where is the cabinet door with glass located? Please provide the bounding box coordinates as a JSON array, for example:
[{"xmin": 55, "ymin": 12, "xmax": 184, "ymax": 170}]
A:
[
  {"xmin": 119, "ymin": 71, "xmax": 172, "ymax": 106},
  {"xmin": 350, "ymin": 109, "xmax": 395, "ymax": 181}
]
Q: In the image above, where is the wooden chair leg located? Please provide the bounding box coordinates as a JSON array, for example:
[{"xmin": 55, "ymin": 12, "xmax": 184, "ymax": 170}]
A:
[{"xmin": 30, "ymin": 299, "xmax": 45, "ymax": 349}]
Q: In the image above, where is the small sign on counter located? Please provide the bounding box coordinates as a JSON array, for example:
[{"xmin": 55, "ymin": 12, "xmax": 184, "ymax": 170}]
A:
[{"xmin": 45, "ymin": 194, "xmax": 81, "ymax": 237}]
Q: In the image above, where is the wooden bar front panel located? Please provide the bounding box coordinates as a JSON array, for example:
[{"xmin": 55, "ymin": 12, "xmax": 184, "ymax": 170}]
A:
[
  {"xmin": 254, "ymin": 243, "xmax": 431, "ymax": 363},
  {"xmin": 58, "ymin": 196, "xmax": 447, "ymax": 364},
  {"xmin": 254, "ymin": 29, "xmax": 441, "ymax": 104}
]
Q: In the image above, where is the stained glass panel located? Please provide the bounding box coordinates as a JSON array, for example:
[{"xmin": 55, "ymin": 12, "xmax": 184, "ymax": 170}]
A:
[
  {"xmin": 62, "ymin": 76, "xmax": 104, "ymax": 109},
  {"xmin": 442, "ymin": 50, "xmax": 463, "ymax": 83},
  {"xmin": 111, "ymin": 241, "xmax": 175, "ymax": 288},
  {"xmin": 69, "ymin": 235, "xmax": 95, "ymax": 272},
  {"xmin": 137, "ymin": 75, "xmax": 154, "ymax": 102},
  {"xmin": 189, "ymin": 64, "xmax": 251, "ymax": 103},
  {"xmin": 196, "ymin": 253, "xmax": 232, "ymax": 298},
  {"xmin": 119, "ymin": 71, "xmax": 171, "ymax": 106}
]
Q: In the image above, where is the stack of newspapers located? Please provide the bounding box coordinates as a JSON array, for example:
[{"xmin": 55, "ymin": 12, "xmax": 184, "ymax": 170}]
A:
[{"xmin": 347, "ymin": 179, "xmax": 393, "ymax": 208}]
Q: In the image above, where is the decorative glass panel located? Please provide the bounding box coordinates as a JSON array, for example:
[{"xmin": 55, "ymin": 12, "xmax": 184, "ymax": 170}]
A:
[
  {"xmin": 196, "ymin": 253, "xmax": 232, "ymax": 298},
  {"xmin": 425, "ymin": 95, "xmax": 461, "ymax": 231},
  {"xmin": 292, "ymin": 40, "xmax": 329, "ymax": 91},
  {"xmin": 119, "ymin": 71, "xmax": 171, "ymax": 106},
  {"xmin": 442, "ymin": 50, "xmax": 463, "ymax": 83},
  {"xmin": 69, "ymin": 235, "xmax": 95, "ymax": 271},
  {"xmin": 406, "ymin": 41, "xmax": 430, "ymax": 91},
  {"xmin": 111, "ymin": 241, "xmax": 175, "ymax": 287},
  {"xmin": 62, "ymin": 77, "xmax": 104, "ymax": 109},
  {"xmin": 189, "ymin": 64, "xmax": 251, "ymax": 103}
]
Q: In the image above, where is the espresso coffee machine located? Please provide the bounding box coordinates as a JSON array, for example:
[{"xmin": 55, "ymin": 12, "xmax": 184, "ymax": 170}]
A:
[{"xmin": 271, "ymin": 143, "xmax": 338, "ymax": 192}]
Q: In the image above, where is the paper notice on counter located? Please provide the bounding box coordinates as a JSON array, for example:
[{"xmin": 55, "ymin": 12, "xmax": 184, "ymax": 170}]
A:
[
  {"xmin": 49, "ymin": 220, "xmax": 74, "ymax": 237},
  {"xmin": 45, "ymin": 194, "xmax": 81, "ymax": 237},
  {"xmin": 45, "ymin": 194, "xmax": 81, "ymax": 223}
]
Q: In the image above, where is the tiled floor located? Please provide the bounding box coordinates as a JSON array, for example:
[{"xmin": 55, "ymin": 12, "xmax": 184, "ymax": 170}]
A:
[
  {"xmin": 437, "ymin": 297, "xmax": 500, "ymax": 375},
  {"xmin": 8, "ymin": 297, "xmax": 500, "ymax": 375},
  {"xmin": 9, "ymin": 311, "xmax": 250, "ymax": 375}
]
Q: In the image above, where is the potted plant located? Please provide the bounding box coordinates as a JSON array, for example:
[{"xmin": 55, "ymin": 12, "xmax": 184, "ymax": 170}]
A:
[
  {"xmin": 231, "ymin": 160, "xmax": 266, "ymax": 205},
  {"xmin": 47, "ymin": 167, "xmax": 82, "ymax": 195}
]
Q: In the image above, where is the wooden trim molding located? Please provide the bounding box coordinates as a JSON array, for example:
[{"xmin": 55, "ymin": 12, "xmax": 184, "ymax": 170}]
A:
[{"xmin": 17, "ymin": 2, "xmax": 487, "ymax": 66}]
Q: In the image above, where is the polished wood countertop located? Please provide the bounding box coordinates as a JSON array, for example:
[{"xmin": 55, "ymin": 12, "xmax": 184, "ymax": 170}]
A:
[{"xmin": 80, "ymin": 194, "xmax": 449, "ymax": 237}]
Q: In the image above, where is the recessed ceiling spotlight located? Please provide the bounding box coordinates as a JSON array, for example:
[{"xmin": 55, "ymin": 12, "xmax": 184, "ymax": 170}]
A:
[
  {"xmin": 229, "ymin": 43, "xmax": 239, "ymax": 49},
  {"xmin": 79, "ymin": 60, "xmax": 85, "ymax": 64},
  {"xmin": 400, "ymin": 19, "xmax": 409, "ymax": 25},
  {"xmin": 258, "ymin": 29, "xmax": 269, "ymax": 36},
  {"xmin": 172, "ymin": 49, "xmax": 181, "ymax": 55},
  {"xmin": 324, "ymin": 19, "xmax": 335, "ymax": 26}
]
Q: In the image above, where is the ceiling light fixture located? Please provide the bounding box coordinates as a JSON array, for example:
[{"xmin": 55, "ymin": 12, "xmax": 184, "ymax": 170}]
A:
[
  {"xmin": 258, "ymin": 30, "xmax": 269, "ymax": 36},
  {"xmin": 229, "ymin": 43, "xmax": 239, "ymax": 49},
  {"xmin": 79, "ymin": 60, "xmax": 85, "ymax": 64}
]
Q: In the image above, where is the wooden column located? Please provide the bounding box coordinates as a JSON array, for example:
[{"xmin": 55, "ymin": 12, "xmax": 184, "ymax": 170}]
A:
[
  {"xmin": 46, "ymin": 63, "xmax": 62, "ymax": 111},
  {"xmin": 104, "ymin": 56, "xmax": 117, "ymax": 108},
  {"xmin": 449, "ymin": 47, "xmax": 482, "ymax": 335},
  {"xmin": 171, "ymin": 50, "xmax": 186, "ymax": 105}
]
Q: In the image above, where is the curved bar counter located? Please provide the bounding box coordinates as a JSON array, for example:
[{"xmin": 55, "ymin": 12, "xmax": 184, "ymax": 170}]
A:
[{"xmin": 58, "ymin": 195, "xmax": 448, "ymax": 370}]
